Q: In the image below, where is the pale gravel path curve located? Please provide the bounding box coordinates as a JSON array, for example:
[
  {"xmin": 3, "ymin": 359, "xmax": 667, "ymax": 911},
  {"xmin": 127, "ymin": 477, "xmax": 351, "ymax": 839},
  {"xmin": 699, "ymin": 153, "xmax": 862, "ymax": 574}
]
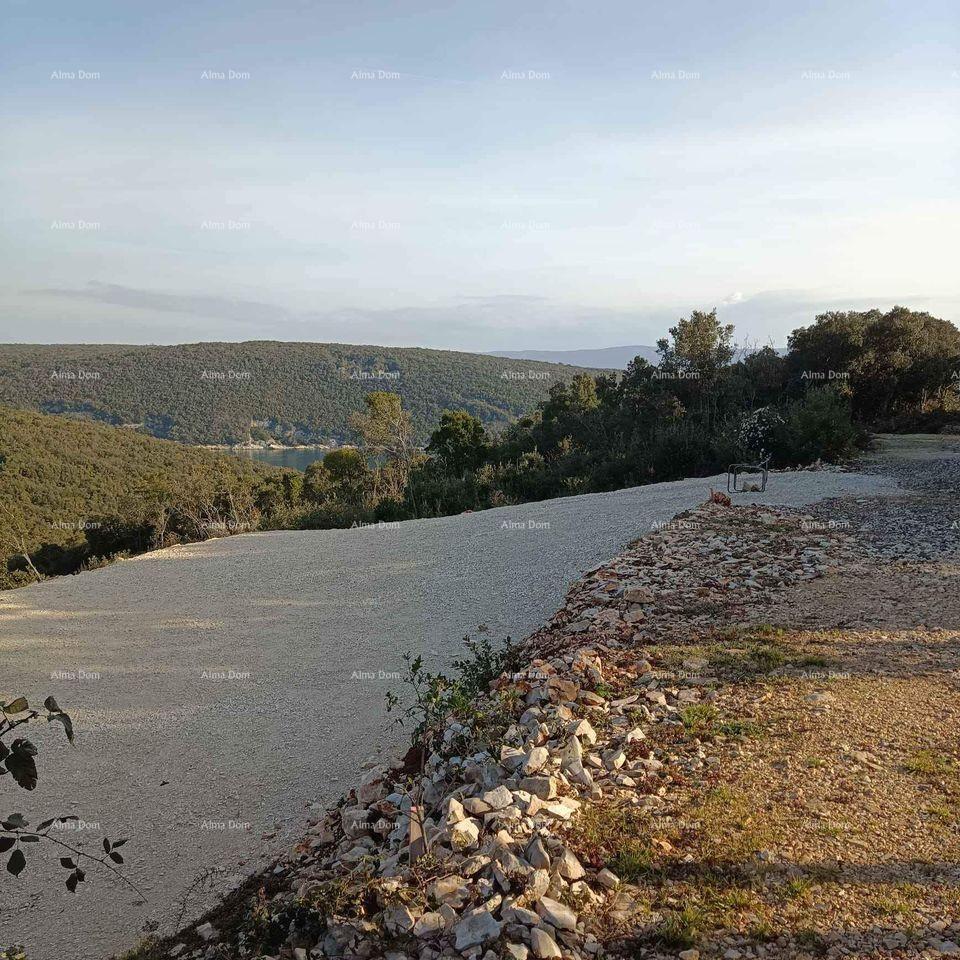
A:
[{"xmin": 0, "ymin": 468, "xmax": 904, "ymax": 960}]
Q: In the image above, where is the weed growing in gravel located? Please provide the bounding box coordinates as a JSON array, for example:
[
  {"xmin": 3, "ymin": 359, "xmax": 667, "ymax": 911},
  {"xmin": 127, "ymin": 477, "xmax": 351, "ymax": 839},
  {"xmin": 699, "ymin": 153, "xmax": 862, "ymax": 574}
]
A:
[
  {"xmin": 385, "ymin": 628, "xmax": 518, "ymax": 751},
  {"xmin": 794, "ymin": 928, "xmax": 827, "ymax": 954},
  {"xmin": 680, "ymin": 704, "xmax": 763, "ymax": 739},
  {"xmin": 904, "ymin": 749, "xmax": 956, "ymax": 777},
  {"xmin": 779, "ymin": 875, "xmax": 815, "ymax": 901},
  {"xmin": 680, "ymin": 703, "xmax": 719, "ymax": 734},
  {"xmin": 869, "ymin": 893, "xmax": 911, "ymax": 917},
  {"xmin": 926, "ymin": 800, "xmax": 957, "ymax": 824},
  {"xmin": 569, "ymin": 804, "xmax": 657, "ymax": 880},
  {"xmin": 692, "ymin": 786, "xmax": 775, "ymax": 865},
  {"xmin": 817, "ymin": 822, "xmax": 845, "ymax": 838},
  {"xmin": 704, "ymin": 626, "xmax": 837, "ymax": 680},
  {"xmin": 654, "ymin": 904, "xmax": 703, "ymax": 947}
]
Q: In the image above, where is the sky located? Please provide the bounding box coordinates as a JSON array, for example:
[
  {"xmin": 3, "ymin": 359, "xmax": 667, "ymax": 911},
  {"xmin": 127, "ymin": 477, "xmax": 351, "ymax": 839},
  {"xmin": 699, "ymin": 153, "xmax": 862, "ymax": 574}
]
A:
[{"xmin": 1, "ymin": 0, "xmax": 957, "ymax": 350}]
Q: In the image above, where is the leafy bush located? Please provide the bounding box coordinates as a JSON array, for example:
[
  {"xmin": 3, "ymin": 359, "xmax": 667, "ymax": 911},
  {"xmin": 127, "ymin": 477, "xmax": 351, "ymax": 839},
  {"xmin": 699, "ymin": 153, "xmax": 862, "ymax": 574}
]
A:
[{"xmin": 769, "ymin": 388, "xmax": 861, "ymax": 464}]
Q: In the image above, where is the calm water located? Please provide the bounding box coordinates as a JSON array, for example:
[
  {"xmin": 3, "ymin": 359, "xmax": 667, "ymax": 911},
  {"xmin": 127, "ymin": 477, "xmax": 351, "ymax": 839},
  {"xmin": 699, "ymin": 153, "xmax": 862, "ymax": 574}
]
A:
[{"xmin": 231, "ymin": 447, "xmax": 327, "ymax": 471}]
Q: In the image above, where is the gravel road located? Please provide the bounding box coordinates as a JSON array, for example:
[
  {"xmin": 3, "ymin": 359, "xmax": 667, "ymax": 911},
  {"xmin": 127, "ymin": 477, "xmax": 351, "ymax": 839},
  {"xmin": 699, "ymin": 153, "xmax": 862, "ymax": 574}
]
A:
[{"xmin": 0, "ymin": 467, "xmax": 904, "ymax": 960}]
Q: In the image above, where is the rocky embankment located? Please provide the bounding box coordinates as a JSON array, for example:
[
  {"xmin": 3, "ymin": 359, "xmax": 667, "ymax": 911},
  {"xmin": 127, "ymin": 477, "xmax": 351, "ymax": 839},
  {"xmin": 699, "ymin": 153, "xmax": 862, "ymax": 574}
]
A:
[{"xmin": 134, "ymin": 498, "xmax": 867, "ymax": 960}]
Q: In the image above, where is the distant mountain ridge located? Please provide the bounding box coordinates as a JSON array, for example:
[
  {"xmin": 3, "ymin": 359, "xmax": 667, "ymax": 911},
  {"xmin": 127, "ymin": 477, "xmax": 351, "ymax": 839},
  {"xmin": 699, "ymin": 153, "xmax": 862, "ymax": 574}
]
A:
[
  {"xmin": 0, "ymin": 341, "xmax": 598, "ymax": 446},
  {"xmin": 489, "ymin": 345, "xmax": 659, "ymax": 370}
]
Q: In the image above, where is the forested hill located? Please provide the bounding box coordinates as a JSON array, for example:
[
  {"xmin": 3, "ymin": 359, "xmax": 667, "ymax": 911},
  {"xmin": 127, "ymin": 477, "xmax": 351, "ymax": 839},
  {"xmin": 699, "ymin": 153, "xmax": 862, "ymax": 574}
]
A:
[
  {"xmin": 0, "ymin": 342, "xmax": 597, "ymax": 445},
  {"xmin": 0, "ymin": 405, "xmax": 287, "ymax": 588}
]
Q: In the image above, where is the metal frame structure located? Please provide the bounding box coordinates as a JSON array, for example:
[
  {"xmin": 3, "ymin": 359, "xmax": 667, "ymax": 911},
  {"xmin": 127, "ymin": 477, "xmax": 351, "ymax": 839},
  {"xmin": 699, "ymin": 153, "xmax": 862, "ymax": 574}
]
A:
[{"xmin": 727, "ymin": 454, "xmax": 771, "ymax": 494}]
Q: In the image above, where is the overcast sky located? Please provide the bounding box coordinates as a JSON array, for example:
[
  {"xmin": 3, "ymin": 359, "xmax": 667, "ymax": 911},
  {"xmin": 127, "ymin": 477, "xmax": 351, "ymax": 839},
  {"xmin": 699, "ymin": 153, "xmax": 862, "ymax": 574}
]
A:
[{"xmin": 1, "ymin": 0, "xmax": 957, "ymax": 350}]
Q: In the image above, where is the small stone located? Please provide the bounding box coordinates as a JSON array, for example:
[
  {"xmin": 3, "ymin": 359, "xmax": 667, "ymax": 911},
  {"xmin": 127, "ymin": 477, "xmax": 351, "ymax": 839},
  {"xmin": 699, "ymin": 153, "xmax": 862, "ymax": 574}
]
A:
[
  {"xmin": 596, "ymin": 867, "xmax": 619, "ymax": 889},
  {"xmin": 501, "ymin": 743, "xmax": 527, "ymax": 768},
  {"xmin": 195, "ymin": 922, "xmax": 218, "ymax": 942},
  {"xmin": 453, "ymin": 908, "xmax": 502, "ymax": 950},
  {"xmin": 444, "ymin": 796, "xmax": 466, "ymax": 824},
  {"xmin": 525, "ymin": 868, "xmax": 550, "ymax": 902},
  {"xmin": 530, "ymin": 927, "xmax": 562, "ymax": 958},
  {"xmin": 567, "ymin": 719, "xmax": 598, "ymax": 744},
  {"xmin": 541, "ymin": 797, "xmax": 580, "ymax": 820},
  {"xmin": 383, "ymin": 903, "xmax": 417, "ymax": 935},
  {"xmin": 524, "ymin": 746, "xmax": 550, "ymax": 773},
  {"xmin": 557, "ymin": 847, "xmax": 585, "ymax": 880},
  {"xmin": 505, "ymin": 944, "xmax": 529, "ymax": 960},
  {"xmin": 520, "ymin": 776, "xmax": 557, "ymax": 800},
  {"xmin": 525, "ymin": 835, "xmax": 551, "ymax": 869},
  {"xmin": 482, "ymin": 785, "xmax": 515, "ymax": 810},
  {"xmin": 450, "ymin": 817, "xmax": 481, "ymax": 850},
  {"xmin": 547, "ymin": 677, "xmax": 581, "ymax": 701},
  {"xmin": 461, "ymin": 853, "xmax": 491, "ymax": 876},
  {"xmin": 502, "ymin": 904, "xmax": 540, "ymax": 925},
  {"xmin": 463, "ymin": 796, "xmax": 493, "ymax": 815},
  {"xmin": 413, "ymin": 912, "xmax": 445, "ymax": 938},
  {"xmin": 428, "ymin": 875, "xmax": 468, "ymax": 903},
  {"xmin": 536, "ymin": 895, "xmax": 577, "ymax": 930},
  {"xmin": 678, "ymin": 950, "xmax": 700, "ymax": 960},
  {"xmin": 565, "ymin": 759, "xmax": 594, "ymax": 788}
]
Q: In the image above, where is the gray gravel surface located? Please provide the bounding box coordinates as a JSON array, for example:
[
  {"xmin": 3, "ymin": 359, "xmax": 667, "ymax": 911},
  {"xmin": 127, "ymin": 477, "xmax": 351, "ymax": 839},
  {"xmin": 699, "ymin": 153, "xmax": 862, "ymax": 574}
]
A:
[
  {"xmin": 0, "ymin": 467, "xmax": 904, "ymax": 960},
  {"xmin": 806, "ymin": 455, "xmax": 960, "ymax": 561}
]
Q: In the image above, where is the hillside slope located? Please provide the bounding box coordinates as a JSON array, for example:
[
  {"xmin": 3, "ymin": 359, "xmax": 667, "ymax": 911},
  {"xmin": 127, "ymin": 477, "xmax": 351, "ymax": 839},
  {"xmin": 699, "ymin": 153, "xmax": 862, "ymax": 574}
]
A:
[
  {"xmin": 0, "ymin": 342, "xmax": 600, "ymax": 445},
  {"xmin": 0, "ymin": 406, "xmax": 282, "ymax": 584}
]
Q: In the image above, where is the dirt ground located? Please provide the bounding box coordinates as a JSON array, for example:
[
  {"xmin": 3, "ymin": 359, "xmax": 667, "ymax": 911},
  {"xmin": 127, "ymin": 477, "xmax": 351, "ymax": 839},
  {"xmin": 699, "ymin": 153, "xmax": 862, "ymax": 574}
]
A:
[{"xmin": 628, "ymin": 557, "xmax": 960, "ymax": 958}]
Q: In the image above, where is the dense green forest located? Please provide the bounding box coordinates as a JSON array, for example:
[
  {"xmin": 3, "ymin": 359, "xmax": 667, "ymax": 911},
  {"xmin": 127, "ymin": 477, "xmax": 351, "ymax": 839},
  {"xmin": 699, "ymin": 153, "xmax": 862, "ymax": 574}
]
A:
[
  {"xmin": 0, "ymin": 408, "xmax": 299, "ymax": 589},
  {"xmin": 0, "ymin": 342, "xmax": 596, "ymax": 446},
  {"xmin": 4, "ymin": 306, "xmax": 958, "ymax": 591}
]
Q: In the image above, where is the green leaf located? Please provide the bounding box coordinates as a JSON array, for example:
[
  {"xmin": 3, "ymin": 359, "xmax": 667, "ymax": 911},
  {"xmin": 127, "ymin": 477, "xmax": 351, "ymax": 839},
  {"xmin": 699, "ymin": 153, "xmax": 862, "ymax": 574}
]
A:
[
  {"xmin": 2, "ymin": 698, "xmax": 28, "ymax": 715},
  {"xmin": 66, "ymin": 871, "xmax": 78, "ymax": 892},
  {"xmin": 43, "ymin": 696, "xmax": 61, "ymax": 713},
  {"xmin": 2, "ymin": 813, "xmax": 27, "ymax": 829},
  {"xmin": 102, "ymin": 838, "xmax": 111, "ymax": 854},
  {"xmin": 112, "ymin": 838, "xmax": 129, "ymax": 848},
  {"xmin": 60, "ymin": 857, "xmax": 76, "ymax": 868},
  {"xmin": 19, "ymin": 834, "xmax": 39, "ymax": 843},
  {"xmin": 0, "ymin": 838, "xmax": 15, "ymax": 852},
  {"xmin": 108, "ymin": 851, "xmax": 124, "ymax": 864},
  {"xmin": 6, "ymin": 849, "xmax": 26, "ymax": 877}
]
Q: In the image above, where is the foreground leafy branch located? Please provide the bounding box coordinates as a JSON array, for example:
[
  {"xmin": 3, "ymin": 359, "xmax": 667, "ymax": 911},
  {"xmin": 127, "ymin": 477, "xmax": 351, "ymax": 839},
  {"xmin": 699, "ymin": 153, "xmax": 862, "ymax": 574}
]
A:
[{"xmin": 0, "ymin": 695, "xmax": 143, "ymax": 899}]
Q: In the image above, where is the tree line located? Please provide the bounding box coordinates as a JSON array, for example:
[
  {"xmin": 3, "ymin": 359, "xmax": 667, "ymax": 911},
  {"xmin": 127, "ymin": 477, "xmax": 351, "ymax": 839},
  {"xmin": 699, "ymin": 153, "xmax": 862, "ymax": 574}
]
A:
[
  {"xmin": 289, "ymin": 305, "xmax": 960, "ymax": 528},
  {"xmin": 3, "ymin": 306, "xmax": 957, "ymax": 588}
]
